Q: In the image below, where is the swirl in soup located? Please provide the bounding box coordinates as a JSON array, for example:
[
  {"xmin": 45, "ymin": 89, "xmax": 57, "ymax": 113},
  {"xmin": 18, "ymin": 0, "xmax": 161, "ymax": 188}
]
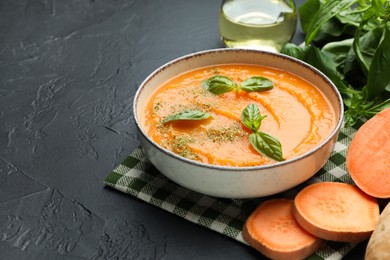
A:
[{"xmin": 141, "ymin": 64, "xmax": 336, "ymax": 167}]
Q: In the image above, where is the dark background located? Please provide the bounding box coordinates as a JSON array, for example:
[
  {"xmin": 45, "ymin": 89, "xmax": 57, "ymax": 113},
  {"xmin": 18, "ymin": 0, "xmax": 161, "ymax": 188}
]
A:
[{"xmin": 0, "ymin": 0, "xmax": 366, "ymax": 259}]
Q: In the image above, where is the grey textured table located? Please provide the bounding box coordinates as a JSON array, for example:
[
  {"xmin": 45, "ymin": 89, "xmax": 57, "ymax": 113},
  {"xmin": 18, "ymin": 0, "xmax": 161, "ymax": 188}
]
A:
[{"xmin": 0, "ymin": 0, "xmax": 366, "ymax": 259}]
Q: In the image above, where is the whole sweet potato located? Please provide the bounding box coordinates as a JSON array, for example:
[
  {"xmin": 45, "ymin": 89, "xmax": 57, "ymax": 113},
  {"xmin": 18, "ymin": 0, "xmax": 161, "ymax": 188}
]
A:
[{"xmin": 365, "ymin": 202, "xmax": 390, "ymax": 260}]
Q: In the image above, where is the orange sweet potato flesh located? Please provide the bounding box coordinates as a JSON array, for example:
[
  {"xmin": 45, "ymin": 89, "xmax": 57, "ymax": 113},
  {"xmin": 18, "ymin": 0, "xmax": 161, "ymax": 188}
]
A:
[
  {"xmin": 242, "ymin": 199, "xmax": 323, "ymax": 259},
  {"xmin": 293, "ymin": 182, "xmax": 379, "ymax": 242},
  {"xmin": 346, "ymin": 108, "xmax": 390, "ymax": 198},
  {"xmin": 142, "ymin": 64, "xmax": 336, "ymax": 166}
]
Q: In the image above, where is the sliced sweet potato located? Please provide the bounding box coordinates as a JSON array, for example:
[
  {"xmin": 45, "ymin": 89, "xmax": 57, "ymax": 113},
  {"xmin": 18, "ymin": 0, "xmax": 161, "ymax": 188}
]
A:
[
  {"xmin": 346, "ymin": 108, "xmax": 390, "ymax": 198},
  {"xmin": 366, "ymin": 201, "xmax": 390, "ymax": 260},
  {"xmin": 293, "ymin": 182, "xmax": 380, "ymax": 242},
  {"xmin": 242, "ymin": 199, "xmax": 323, "ymax": 259}
]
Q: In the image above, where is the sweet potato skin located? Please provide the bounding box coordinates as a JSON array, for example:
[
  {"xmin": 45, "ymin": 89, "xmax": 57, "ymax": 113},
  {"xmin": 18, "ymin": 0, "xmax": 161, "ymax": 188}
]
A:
[{"xmin": 366, "ymin": 202, "xmax": 390, "ymax": 260}]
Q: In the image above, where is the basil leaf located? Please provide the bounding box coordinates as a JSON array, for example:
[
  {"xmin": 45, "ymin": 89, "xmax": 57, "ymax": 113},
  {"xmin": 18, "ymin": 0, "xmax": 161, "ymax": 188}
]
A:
[
  {"xmin": 240, "ymin": 76, "xmax": 274, "ymax": 92},
  {"xmin": 241, "ymin": 104, "xmax": 266, "ymax": 133},
  {"xmin": 241, "ymin": 104, "xmax": 284, "ymax": 161},
  {"xmin": 352, "ymin": 19, "xmax": 374, "ymax": 76},
  {"xmin": 249, "ymin": 132, "xmax": 285, "ymax": 162},
  {"xmin": 162, "ymin": 110, "xmax": 212, "ymax": 124},
  {"xmin": 202, "ymin": 75, "xmax": 236, "ymax": 95},
  {"xmin": 344, "ymin": 110, "xmax": 359, "ymax": 127}
]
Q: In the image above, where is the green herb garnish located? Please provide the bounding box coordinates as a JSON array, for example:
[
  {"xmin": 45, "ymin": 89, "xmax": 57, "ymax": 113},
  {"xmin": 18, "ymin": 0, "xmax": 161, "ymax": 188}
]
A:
[
  {"xmin": 242, "ymin": 104, "xmax": 284, "ymax": 162},
  {"xmin": 203, "ymin": 75, "xmax": 274, "ymax": 95},
  {"xmin": 162, "ymin": 110, "xmax": 212, "ymax": 124},
  {"xmin": 207, "ymin": 123, "xmax": 245, "ymax": 143},
  {"xmin": 249, "ymin": 132, "xmax": 284, "ymax": 162},
  {"xmin": 241, "ymin": 103, "xmax": 267, "ymax": 132},
  {"xmin": 281, "ymin": 0, "xmax": 390, "ymax": 127},
  {"xmin": 202, "ymin": 75, "xmax": 238, "ymax": 94},
  {"xmin": 240, "ymin": 76, "xmax": 274, "ymax": 92}
]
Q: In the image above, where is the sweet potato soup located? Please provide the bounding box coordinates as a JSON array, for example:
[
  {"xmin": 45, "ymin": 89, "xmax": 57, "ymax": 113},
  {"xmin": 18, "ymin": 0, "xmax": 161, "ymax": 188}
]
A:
[{"xmin": 141, "ymin": 64, "xmax": 336, "ymax": 167}]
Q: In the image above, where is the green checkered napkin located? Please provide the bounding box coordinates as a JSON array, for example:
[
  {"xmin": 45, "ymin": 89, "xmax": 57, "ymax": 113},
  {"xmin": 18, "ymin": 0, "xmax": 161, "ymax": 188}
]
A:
[{"xmin": 105, "ymin": 121, "xmax": 364, "ymax": 260}]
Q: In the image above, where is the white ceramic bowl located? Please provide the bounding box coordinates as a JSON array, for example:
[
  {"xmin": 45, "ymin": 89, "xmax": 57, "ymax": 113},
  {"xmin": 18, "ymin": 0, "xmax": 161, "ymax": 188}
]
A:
[{"xmin": 133, "ymin": 49, "xmax": 344, "ymax": 198}]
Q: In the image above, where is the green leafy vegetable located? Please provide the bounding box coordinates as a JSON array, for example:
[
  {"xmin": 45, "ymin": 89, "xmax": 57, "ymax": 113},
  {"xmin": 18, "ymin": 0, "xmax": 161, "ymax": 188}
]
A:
[
  {"xmin": 304, "ymin": 0, "xmax": 357, "ymax": 45},
  {"xmin": 202, "ymin": 75, "xmax": 237, "ymax": 95},
  {"xmin": 249, "ymin": 132, "xmax": 284, "ymax": 162},
  {"xmin": 365, "ymin": 27, "xmax": 390, "ymax": 99},
  {"xmin": 240, "ymin": 76, "xmax": 274, "ymax": 92},
  {"xmin": 241, "ymin": 104, "xmax": 284, "ymax": 162},
  {"xmin": 241, "ymin": 104, "xmax": 267, "ymax": 132},
  {"xmin": 281, "ymin": 0, "xmax": 390, "ymax": 127},
  {"xmin": 162, "ymin": 110, "xmax": 212, "ymax": 124},
  {"xmin": 299, "ymin": 0, "xmax": 321, "ymax": 33},
  {"xmin": 203, "ymin": 75, "xmax": 274, "ymax": 95}
]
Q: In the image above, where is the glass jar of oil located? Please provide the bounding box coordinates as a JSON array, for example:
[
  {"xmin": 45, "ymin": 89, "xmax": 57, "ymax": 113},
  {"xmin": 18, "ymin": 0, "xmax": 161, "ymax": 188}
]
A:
[{"xmin": 219, "ymin": 0, "xmax": 297, "ymax": 52}]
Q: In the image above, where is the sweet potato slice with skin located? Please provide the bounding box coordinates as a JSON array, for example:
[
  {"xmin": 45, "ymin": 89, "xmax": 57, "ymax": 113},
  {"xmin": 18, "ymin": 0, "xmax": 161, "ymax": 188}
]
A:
[
  {"xmin": 293, "ymin": 182, "xmax": 379, "ymax": 242},
  {"xmin": 242, "ymin": 199, "xmax": 323, "ymax": 259},
  {"xmin": 346, "ymin": 108, "xmax": 390, "ymax": 198},
  {"xmin": 366, "ymin": 201, "xmax": 390, "ymax": 260}
]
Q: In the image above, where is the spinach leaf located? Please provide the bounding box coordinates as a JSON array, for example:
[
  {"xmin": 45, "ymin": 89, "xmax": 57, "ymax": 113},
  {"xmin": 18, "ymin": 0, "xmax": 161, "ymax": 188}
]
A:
[
  {"xmin": 365, "ymin": 28, "xmax": 390, "ymax": 99},
  {"xmin": 303, "ymin": 46, "xmax": 352, "ymax": 96},
  {"xmin": 322, "ymin": 38, "xmax": 354, "ymax": 70},
  {"xmin": 299, "ymin": 0, "xmax": 320, "ymax": 33},
  {"xmin": 344, "ymin": 27, "xmax": 383, "ymax": 86},
  {"xmin": 281, "ymin": 43, "xmax": 307, "ymax": 60},
  {"xmin": 283, "ymin": 0, "xmax": 390, "ymax": 127},
  {"xmin": 315, "ymin": 17, "xmax": 360, "ymax": 44},
  {"xmin": 305, "ymin": 0, "xmax": 357, "ymax": 45}
]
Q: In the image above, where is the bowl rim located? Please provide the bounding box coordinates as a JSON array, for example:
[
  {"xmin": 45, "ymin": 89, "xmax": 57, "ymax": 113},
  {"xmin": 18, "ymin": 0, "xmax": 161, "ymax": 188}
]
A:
[{"xmin": 133, "ymin": 48, "xmax": 344, "ymax": 172}]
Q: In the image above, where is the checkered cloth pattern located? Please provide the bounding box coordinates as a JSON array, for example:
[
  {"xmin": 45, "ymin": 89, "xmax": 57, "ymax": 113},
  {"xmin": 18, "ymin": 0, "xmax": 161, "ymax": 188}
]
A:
[{"xmin": 105, "ymin": 121, "xmax": 364, "ymax": 259}]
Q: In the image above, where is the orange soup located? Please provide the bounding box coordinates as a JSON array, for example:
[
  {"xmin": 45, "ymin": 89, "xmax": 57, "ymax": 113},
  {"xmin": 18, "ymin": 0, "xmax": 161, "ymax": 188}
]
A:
[{"xmin": 141, "ymin": 64, "xmax": 336, "ymax": 167}]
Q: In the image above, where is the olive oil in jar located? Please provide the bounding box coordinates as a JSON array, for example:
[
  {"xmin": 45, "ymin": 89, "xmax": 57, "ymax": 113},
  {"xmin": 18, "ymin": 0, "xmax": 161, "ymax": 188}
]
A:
[{"xmin": 219, "ymin": 0, "xmax": 297, "ymax": 52}]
